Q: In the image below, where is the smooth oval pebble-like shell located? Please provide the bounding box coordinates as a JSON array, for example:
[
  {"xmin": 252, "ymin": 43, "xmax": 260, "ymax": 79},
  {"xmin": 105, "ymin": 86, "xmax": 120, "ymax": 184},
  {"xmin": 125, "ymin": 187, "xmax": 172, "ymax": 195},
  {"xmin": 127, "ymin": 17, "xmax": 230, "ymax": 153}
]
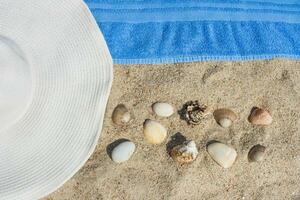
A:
[
  {"xmin": 152, "ymin": 102, "xmax": 174, "ymax": 117},
  {"xmin": 112, "ymin": 104, "xmax": 131, "ymax": 125},
  {"xmin": 143, "ymin": 119, "xmax": 167, "ymax": 144},
  {"xmin": 248, "ymin": 107, "xmax": 272, "ymax": 125},
  {"xmin": 170, "ymin": 140, "xmax": 198, "ymax": 164},
  {"xmin": 213, "ymin": 108, "xmax": 237, "ymax": 128},
  {"xmin": 207, "ymin": 142, "xmax": 237, "ymax": 168},
  {"xmin": 248, "ymin": 144, "xmax": 266, "ymax": 162},
  {"xmin": 111, "ymin": 141, "xmax": 136, "ymax": 163}
]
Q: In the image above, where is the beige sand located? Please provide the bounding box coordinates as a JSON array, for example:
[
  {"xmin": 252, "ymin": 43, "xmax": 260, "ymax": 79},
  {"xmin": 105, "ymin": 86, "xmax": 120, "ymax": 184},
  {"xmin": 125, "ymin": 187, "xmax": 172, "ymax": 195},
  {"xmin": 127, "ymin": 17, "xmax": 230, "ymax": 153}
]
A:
[{"xmin": 44, "ymin": 59, "xmax": 300, "ymax": 200}]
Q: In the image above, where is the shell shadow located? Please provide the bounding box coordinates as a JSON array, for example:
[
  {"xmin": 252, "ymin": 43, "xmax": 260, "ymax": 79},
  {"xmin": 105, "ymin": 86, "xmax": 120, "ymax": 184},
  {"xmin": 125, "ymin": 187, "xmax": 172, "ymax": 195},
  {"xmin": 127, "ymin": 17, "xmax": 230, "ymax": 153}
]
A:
[
  {"xmin": 106, "ymin": 138, "xmax": 129, "ymax": 160},
  {"xmin": 248, "ymin": 106, "xmax": 258, "ymax": 122},
  {"xmin": 177, "ymin": 101, "xmax": 191, "ymax": 122},
  {"xmin": 166, "ymin": 132, "xmax": 187, "ymax": 155},
  {"xmin": 177, "ymin": 108, "xmax": 186, "ymax": 121},
  {"xmin": 205, "ymin": 140, "xmax": 220, "ymax": 149}
]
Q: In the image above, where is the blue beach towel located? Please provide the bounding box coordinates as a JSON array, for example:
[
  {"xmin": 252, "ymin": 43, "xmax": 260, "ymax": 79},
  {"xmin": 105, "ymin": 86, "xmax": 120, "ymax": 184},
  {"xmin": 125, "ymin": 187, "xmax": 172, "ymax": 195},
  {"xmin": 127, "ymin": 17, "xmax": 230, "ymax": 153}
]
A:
[{"xmin": 85, "ymin": 0, "xmax": 300, "ymax": 64}]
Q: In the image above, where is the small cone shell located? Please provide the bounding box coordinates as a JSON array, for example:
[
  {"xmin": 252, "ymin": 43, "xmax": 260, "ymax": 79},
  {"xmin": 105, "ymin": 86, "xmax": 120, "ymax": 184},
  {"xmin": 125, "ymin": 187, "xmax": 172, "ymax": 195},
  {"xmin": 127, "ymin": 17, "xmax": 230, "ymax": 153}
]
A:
[
  {"xmin": 112, "ymin": 104, "xmax": 131, "ymax": 125},
  {"xmin": 248, "ymin": 107, "xmax": 272, "ymax": 125},
  {"xmin": 213, "ymin": 108, "xmax": 237, "ymax": 128},
  {"xmin": 207, "ymin": 142, "xmax": 237, "ymax": 168},
  {"xmin": 143, "ymin": 119, "xmax": 167, "ymax": 144}
]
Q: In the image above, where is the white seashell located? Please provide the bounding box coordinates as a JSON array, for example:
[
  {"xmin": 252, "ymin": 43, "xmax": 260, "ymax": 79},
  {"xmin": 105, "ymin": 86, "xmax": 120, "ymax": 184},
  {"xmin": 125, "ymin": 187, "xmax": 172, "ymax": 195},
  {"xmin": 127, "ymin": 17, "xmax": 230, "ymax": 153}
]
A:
[
  {"xmin": 112, "ymin": 104, "xmax": 131, "ymax": 125},
  {"xmin": 213, "ymin": 108, "xmax": 237, "ymax": 128},
  {"xmin": 143, "ymin": 119, "xmax": 167, "ymax": 144},
  {"xmin": 219, "ymin": 118, "xmax": 232, "ymax": 128},
  {"xmin": 207, "ymin": 142, "xmax": 237, "ymax": 168},
  {"xmin": 170, "ymin": 140, "xmax": 198, "ymax": 164},
  {"xmin": 248, "ymin": 107, "xmax": 272, "ymax": 125},
  {"xmin": 152, "ymin": 102, "xmax": 174, "ymax": 117},
  {"xmin": 248, "ymin": 144, "xmax": 266, "ymax": 162},
  {"xmin": 111, "ymin": 141, "xmax": 136, "ymax": 163}
]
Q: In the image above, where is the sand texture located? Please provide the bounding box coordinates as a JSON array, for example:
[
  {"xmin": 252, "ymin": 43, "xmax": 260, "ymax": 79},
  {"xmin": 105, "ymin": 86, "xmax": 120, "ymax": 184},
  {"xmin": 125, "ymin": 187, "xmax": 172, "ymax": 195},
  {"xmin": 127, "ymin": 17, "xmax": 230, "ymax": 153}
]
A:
[{"xmin": 44, "ymin": 59, "xmax": 300, "ymax": 200}]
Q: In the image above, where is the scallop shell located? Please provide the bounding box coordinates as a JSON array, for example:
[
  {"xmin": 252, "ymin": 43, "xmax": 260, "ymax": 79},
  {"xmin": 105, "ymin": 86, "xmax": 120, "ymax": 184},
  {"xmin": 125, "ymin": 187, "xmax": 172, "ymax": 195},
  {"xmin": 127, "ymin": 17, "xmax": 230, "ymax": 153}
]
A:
[
  {"xmin": 248, "ymin": 107, "xmax": 273, "ymax": 125},
  {"xmin": 248, "ymin": 144, "xmax": 266, "ymax": 162},
  {"xmin": 112, "ymin": 104, "xmax": 131, "ymax": 125},
  {"xmin": 170, "ymin": 140, "xmax": 198, "ymax": 164},
  {"xmin": 213, "ymin": 108, "xmax": 237, "ymax": 128},
  {"xmin": 143, "ymin": 119, "xmax": 167, "ymax": 144}
]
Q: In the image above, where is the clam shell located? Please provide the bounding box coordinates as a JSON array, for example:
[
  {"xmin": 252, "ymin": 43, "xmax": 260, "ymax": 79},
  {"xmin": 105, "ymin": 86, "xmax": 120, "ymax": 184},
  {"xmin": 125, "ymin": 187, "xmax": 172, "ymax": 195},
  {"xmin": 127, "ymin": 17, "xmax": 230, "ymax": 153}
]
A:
[
  {"xmin": 152, "ymin": 102, "xmax": 174, "ymax": 117},
  {"xmin": 170, "ymin": 140, "xmax": 198, "ymax": 164},
  {"xmin": 143, "ymin": 119, "xmax": 167, "ymax": 144},
  {"xmin": 112, "ymin": 104, "xmax": 131, "ymax": 125},
  {"xmin": 248, "ymin": 107, "xmax": 272, "ymax": 125},
  {"xmin": 207, "ymin": 142, "xmax": 237, "ymax": 168},
  {"xmin": 111, "ymin": 141, "xmax": 136, "ymax": 163},
  {"xmin": 248, "ymin": 144, "xmax": 266, "ymax": 162},
  {"xmin": 213, "ymin": 108, "xmax": 237, "ymax": 128}
]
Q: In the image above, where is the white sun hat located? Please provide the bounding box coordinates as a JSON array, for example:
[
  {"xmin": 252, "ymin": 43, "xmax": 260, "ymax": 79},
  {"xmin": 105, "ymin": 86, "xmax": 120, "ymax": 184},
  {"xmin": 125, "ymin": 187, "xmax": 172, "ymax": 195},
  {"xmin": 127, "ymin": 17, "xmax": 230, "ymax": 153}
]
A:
[{"xmin": 0, "ymin": 0, "xmax": 113, "ymax": 199}]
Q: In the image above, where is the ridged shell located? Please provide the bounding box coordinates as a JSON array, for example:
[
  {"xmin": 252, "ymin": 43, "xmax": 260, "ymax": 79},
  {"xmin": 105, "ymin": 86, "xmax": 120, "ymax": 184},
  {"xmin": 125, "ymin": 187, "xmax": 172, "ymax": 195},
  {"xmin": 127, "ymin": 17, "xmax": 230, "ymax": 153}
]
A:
[
  {"xmin": 112, "ymin": 104, "xmax": 131, "ymax": 125},
  {"xmin": 248, "ymin": 107, "xmax": 273, "ymax": 125},
  {"xmin": 213, "ymin": 108, "xmax": 237, "ymax": 128}
]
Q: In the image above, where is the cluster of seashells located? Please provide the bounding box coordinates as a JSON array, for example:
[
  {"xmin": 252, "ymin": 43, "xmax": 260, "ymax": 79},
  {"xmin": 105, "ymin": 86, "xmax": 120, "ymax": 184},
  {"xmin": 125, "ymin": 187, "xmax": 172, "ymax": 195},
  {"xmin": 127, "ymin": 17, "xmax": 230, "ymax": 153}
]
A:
[{"xmin": 110, "ymin": 101, "xmax": 272, "ymax": 168}]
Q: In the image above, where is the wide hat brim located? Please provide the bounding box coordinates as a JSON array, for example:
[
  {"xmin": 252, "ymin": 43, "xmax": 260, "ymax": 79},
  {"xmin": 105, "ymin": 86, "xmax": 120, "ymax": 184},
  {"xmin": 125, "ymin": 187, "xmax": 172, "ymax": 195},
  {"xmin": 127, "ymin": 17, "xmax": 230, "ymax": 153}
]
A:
[{"xmin": 0, "ymin": 0, "xmax": 113, "ymax": 199}]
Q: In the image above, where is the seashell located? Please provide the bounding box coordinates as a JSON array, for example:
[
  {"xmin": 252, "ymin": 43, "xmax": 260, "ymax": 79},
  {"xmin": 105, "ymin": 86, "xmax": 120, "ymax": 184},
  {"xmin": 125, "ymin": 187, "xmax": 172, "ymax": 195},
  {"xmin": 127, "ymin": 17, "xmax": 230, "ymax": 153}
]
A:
[
  {"xmin": 248, "ymin": 107, "xmax": 272, "ymax": 125},
  {"xmin": 248, "ymin": 144, "xmax": 266, "ymax": 162},
  {"xmin": 170, "ymin": 140, "xmax": 198, "ymax": 164},
  {"xmin": 143, "ymin": 119, "xmax": 167, "ymax": 144},
  {"xmin": 152, "ymin": 102, "xmax": 174, "ymax": 117},
  {"xmin": 112, "ymin": 104, "xmax": 131, "ymax": 125},
  {"xmin": 213, "ymin": 108, "xmax": 237, "ymax": 128},
  {"xmin": 111, "ymin": 140, "xmax": 136, "ymax": 163},
  {"xmin": 180, "ymin": 100, "xmax": 209, "ymax": 125},
  {"xmin": 207, "ymin": 142, "xmax": 237, "ymax": 168}
]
